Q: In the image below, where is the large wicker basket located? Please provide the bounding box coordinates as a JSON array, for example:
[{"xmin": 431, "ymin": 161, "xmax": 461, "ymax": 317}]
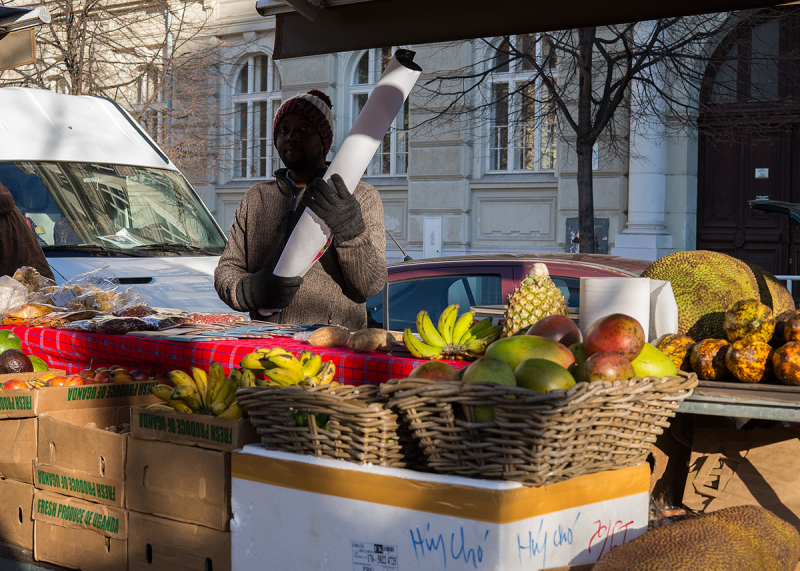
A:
[
  {"xmin": 237, "ymin": 383, "xmax": 409, "ymax": 467},
  {"xmin": 380, "ymin": 371, "xmax": 698, "ymax": 486}
]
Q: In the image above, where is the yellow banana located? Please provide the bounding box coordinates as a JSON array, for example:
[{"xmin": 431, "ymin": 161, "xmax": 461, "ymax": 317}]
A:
[
  {"xmin": 191, "ymin": 367, "xmax": 209, "ymax": 408},
  {"xmin": 210, "ymin": 401, "xmax": 230, "ymax": 416},
  {"xmin": 213, "ymin": 376, "xmax": 239, "ymax": 407},
  {"xmin": 167, "ymin": 370, "xmax": 197, "ymax": 391},
  {"xmin": 240, "ymin": 369, "xmax": 257, "ymax": 388},
  {"xmin": 152, "ymin": 384, "xmax": 175, "ymax": 403},
  {"xmin": 315, "ymin": 361, "xmax": 336, "ymax": 384},
  {"xmin": 240, "ymin": 352, "xmax": 266, "ymax": 370},
  {"xmin": 265, "ymin": 347, "xmax": 293, "ymax": 358},
  {"xmin": 417, "ymin": 310, "xmax": 447, "ymax": 348},
  {"xmin": 228, "ymin": 368, "xmax": 242, "ymax": 386},
  {"xmin": 263, "ymin": 354, "xmax": 305, "ymax": 378},
  {"xmin": 403, "ymin": 327, "xmax": 443, "ymax": 359},
  {"xmin": 170, "ymin": 384, "xmax": 204, "ymax": 412},
  {"xmin": 218, "ymin": 402, "xmax": 243, "ymax": 420},
  {"xmin": 146, "ymin": 403, "xmax": 176, "ymax": 412},
  {"xmin": 452, "ymin": 310, "xmax": 474, "ymax": 345},
  {"xmin": 300, "ymin": 352, "xmax": 322, "ymax": 377},
  {"xmin": 264, "ymin": 367, "xmax": 302, "ymax": 386},
  {"xmin": 437, "ymin": 304, "xmax": 459, "ymax": 344},
  {"xmin": 207, "ymin": 362, "xmax": 226, "ymax": 403}
]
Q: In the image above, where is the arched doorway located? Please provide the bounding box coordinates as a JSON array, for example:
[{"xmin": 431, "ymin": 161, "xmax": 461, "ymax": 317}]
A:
[{"xmin": 697, "ymin": 10, "xmax": 800, "ymax": 277}]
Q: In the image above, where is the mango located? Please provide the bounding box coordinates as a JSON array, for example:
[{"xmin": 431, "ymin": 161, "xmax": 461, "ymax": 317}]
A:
[
  {"xmin": 461, "ymin": 357, "xmax": 516, "ymax": 422},
  {"xmin": 526, "ymin": 315, "xmax": 582, "ymax": 346},
  {"xmin": 584, "ymin": 351, "xmax": 635, "ymax": 382},
  {"xmin": 631, "ymin": 343, "xmax": 678, "ymax": 379},
  {"xmin": 485, "ymin": 335, "xmax": 575, "ymax": 372},
  {"xmin": 515, "ymin": 358, "xmax": 575, "ymax": 393},
  {"xmin": 569, "ymin": 342, "xmax": 589, "ymax": 382},
  {"xmin": 408, "ymin": 360, "xmax": 459, "ymax": 381},
  {"xmin": 584, "ymin": 313, "xmax": 645, "ymax": 360}
]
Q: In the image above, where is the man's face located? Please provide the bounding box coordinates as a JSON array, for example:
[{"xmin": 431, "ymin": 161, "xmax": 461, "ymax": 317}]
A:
[{"xmin": 275, "ymin": 113, "xmax": 326, "ymax": 174}]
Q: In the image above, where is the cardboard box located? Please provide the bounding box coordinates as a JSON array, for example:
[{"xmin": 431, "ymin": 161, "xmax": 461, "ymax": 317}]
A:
[
  {"xmin": 130, "ymin": 404, "xmax": 259, "ymax": 452},
  {"xmin": 0, "ymin": 477, "xmax": 34, "ymax": 550},
  {"xmin": 34, "ymin": 407, "xmax": 129, "ymax": 508},
  {"xmin": 33, "ymin": 489, "xmax": 127, "ymax": 571},
  {"xmin": 128, "ymin": 512, "xmax": 230, "ymax": 571},
  {"xmin": 0, "ymin": 376, "xmax": 158, "ymax": 419},
  {"xmin": 0, "ymin": 417, "xmax": 37, "ymax": 483},
  {"xmin": 231, "ymin": 446, "xmax": 650, "ymax": 571},
  {"xmin": 126, "ymin": 438, "xmax": 231, "ymax": 531}
]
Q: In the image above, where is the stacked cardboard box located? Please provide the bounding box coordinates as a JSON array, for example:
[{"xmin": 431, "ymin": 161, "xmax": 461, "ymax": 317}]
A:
[
  {"xmin": 0, "ymin": 371, "xmax": 158, "ymax": 570},
  {"xmin": 125, "ymin": 405, "xmax": 260, "ymax": 571}
]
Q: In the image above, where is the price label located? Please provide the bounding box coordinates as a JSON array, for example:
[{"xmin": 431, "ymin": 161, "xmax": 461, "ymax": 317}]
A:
[
  {"xmin": 49, "ymin": 288, "xmax": 79, "ymax": 308},
  {"xmin": 352, "ymin": 540, "xmax": 398, "ymax": 571}
]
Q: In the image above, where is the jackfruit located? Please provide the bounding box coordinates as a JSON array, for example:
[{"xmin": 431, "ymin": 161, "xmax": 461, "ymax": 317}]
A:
[
  {"xmin": 593, "ymin": 505, "xmax": 800, "ymax": 571},
  {"xmin": 641, "ymin": 251, "xmax": 794, "ymax": 341}
]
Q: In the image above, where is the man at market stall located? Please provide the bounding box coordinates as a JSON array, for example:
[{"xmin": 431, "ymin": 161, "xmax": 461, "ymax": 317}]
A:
[
  {"xmin": 214, "ymin": 89, "xmax": 387, "ymax": 330},
  {"xmin": 0, "ymin": 182, "xmax": 54, "ymax": 281}
]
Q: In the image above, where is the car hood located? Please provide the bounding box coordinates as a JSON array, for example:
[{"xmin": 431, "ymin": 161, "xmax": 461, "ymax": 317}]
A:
[{"xmin": 47, "ymin": 256, "xmax": 236, "ymax": 314}]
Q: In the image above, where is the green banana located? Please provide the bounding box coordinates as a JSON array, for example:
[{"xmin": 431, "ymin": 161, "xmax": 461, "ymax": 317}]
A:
[
  {"xmin": 207, "ymin": 362, "xmax": 226, "ymax": 403},
  {"xmin": 191, "ymin": 367, "xmax": 209, "ymax": 408},
  {"xmin": 403, "ymin": 327, "xmax": 443, "ymax": 359},
  {"xmin": 452, "ymin": 310, "xmax": 475, "ymax": 345},
  {"xmin": 469, "ymin": 317, "xmax": 495, "ymax": 338},
  {"xmin": 437, "ymin": 304, "xmax": 459, "ymax": 344},
  {"xmin": 264, "ymin": 367, "xmax": 302, "ymax": 386},
  {"xmin": 464, "ymin": 325, "xmax": 503, "ymax": 356},
  {"xmin": 417, "ymin": 311, "xmax": 447, "ymax": 348},
  {"xmin": 167, "ymin": 370, "xmax": 197, "ymax": 390},
  {"xmin": 218, "ymin": 402, "xmax": 243, "ymax": 419},
  {"xmin": 170, "ymin": 384, "xmax": 204, "ymax": 412}
]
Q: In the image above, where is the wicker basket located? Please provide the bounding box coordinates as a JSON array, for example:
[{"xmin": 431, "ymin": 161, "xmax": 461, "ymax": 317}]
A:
[
  {"xmin": 380, "ymin": 371, "xmax": 698, "ymax": 486},
  {"xmin": 237, "ymin": 383, "xmax": 410, "ymax": 467}
]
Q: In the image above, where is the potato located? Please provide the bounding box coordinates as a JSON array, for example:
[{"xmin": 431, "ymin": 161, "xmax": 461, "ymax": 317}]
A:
[
  {"xmin": 307, "ymin": 325, "xmax": 351, "ymax": 347},
  {"xmin": 347, "ymin": 328, "xmax": 393, "ymax": 353}
]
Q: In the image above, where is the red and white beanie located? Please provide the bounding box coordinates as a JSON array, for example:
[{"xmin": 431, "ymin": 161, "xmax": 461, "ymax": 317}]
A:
[{"xmin": 272, "ymin": 89, "xmax": 335, "ymax": 154}]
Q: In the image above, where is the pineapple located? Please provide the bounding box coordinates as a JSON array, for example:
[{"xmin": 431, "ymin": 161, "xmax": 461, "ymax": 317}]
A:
[{"xmin": 502, "ymin": 263, "xmax": 568, "ymax": 337}]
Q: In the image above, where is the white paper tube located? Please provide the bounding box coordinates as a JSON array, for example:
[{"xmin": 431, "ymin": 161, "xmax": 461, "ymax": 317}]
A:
[
  {"xmin": 272, "ymin": 50, "xmax": 422, "ymax": 279},
  {"xmin": 579, "ymin": 277, "xmax": 652, "ymax": 340}
]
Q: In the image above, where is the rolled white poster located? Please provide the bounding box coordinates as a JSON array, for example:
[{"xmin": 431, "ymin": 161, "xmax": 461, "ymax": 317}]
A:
[
  {"xmin": 273, "ymin": 49, "xmax": 421, "ymax": 279},
  {"xmin": 258, "ymin": 50, "xmax": 421, "ymax": 317},
  {"xmin": 649, "ymin": 279, "xmax": 679, "ymax": 342},
  {"xmin": 579, "ymin": 277, "xmax": 652, "ymax": 341}
]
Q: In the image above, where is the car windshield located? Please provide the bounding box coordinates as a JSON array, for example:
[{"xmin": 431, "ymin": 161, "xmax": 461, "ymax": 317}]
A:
[{"xmin": 0, "ymin": 161, "xmax": 225, "ymax": 255}]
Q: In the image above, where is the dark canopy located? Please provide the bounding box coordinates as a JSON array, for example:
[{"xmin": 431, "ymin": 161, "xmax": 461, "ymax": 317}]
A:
[{"xmin": 264, "ymin": 0, "xmax": 785, "ymax": 58}]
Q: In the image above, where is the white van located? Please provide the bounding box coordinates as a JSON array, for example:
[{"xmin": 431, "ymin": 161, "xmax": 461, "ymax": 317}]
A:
[{"xmin": 0, "ymin": 87, "xmax": 233, "ymax": 313}]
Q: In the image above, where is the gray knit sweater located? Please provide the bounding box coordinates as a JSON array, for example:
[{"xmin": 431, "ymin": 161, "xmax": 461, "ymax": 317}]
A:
[{"xmin": 214, "ymin": 169, "xmax": 387, "ymax": 331}]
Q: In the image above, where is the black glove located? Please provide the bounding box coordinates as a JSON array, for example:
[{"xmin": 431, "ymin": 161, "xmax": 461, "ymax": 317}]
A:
[
  {"xmin": 302, "ymin": 174, "xmax": 366, "ymax": 243},
  {"xmin": 236, "ymin": 268, "xmax": 303, "ymax": 311}
]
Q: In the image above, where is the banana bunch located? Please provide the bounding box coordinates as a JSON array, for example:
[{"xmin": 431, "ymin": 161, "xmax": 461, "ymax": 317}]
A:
[
  {"xmin": 148, "ymin": 361, "xmax": 244, "ymax": 419},
  {"xmin": 239, "ymin": 347, "xmax": 338, "ymax": 387},
  {"xmin": 403, "ymin": 304, "xmax": 503, "ymax": 360}
]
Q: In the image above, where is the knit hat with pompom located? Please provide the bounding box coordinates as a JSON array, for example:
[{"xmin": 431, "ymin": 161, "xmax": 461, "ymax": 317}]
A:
[{"xmin": 272, "ymin": 89, "xmax": 335, "ymax": 155}]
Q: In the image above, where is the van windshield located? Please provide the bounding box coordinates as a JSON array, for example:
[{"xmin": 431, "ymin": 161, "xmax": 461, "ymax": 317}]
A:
[{"xmin": 0, "ymin": 161, "xmax": 226, "ymax": 256}]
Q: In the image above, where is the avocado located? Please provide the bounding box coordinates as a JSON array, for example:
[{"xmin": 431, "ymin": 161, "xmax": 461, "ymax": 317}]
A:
[{"xmin": 0, "ymin": 349, "xmax": 34, "ymax": 375}]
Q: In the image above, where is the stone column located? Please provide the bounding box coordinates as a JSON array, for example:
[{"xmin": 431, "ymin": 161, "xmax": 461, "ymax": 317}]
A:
[{"xmin": 611, "ymin": 21, "xmax": 673, "ymax": 261}]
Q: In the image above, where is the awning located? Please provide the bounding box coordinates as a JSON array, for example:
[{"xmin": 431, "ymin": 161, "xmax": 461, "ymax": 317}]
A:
[{"xmin": 263, "ymin": 0, "xmax": 785, "ymax": 59}]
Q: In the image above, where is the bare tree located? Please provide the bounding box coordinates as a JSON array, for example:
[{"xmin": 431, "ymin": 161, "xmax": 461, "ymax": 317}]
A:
[{"xmin": 416, "ymin": 14, "xmax": 751, "ymax": 252}]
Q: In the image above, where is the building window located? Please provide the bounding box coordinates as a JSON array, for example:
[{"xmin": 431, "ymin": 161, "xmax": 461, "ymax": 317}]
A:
[
  {"xmin": 232, "ymin": 54, "xmax": 282, "ymax": 179},
  {"xmin": 488, "ymin": 35, "xmax": 557, "ymax": 172},
  {"xmin": 351, "ymin": 47, "xmax": 409, "ymax": 176}
]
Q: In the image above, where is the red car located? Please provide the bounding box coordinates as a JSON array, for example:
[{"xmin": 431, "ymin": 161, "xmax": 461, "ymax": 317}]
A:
[{"xmin": 366, "ymin": 253, "xmax": 653, "ymax": 331}]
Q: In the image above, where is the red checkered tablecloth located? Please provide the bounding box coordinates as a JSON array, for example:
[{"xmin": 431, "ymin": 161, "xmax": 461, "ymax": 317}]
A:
[{"xmin": 2, "ymin": 325, "xmax": 467, "ymax": 385}]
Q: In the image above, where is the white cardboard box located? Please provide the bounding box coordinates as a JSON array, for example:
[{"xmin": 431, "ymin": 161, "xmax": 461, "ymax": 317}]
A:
[{"xmin": 231, "ymin": 446, "xmax": 649, "ymax": 571}]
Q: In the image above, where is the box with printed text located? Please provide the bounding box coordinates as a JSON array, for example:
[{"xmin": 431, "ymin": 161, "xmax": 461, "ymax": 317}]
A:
[
  {"xmin": 34, "ymin": 407, "xmax": 129, "ymax": 508},
  {"xmin": 33, "ymin": 489, "xmax": 127, "ymax": 571}
]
